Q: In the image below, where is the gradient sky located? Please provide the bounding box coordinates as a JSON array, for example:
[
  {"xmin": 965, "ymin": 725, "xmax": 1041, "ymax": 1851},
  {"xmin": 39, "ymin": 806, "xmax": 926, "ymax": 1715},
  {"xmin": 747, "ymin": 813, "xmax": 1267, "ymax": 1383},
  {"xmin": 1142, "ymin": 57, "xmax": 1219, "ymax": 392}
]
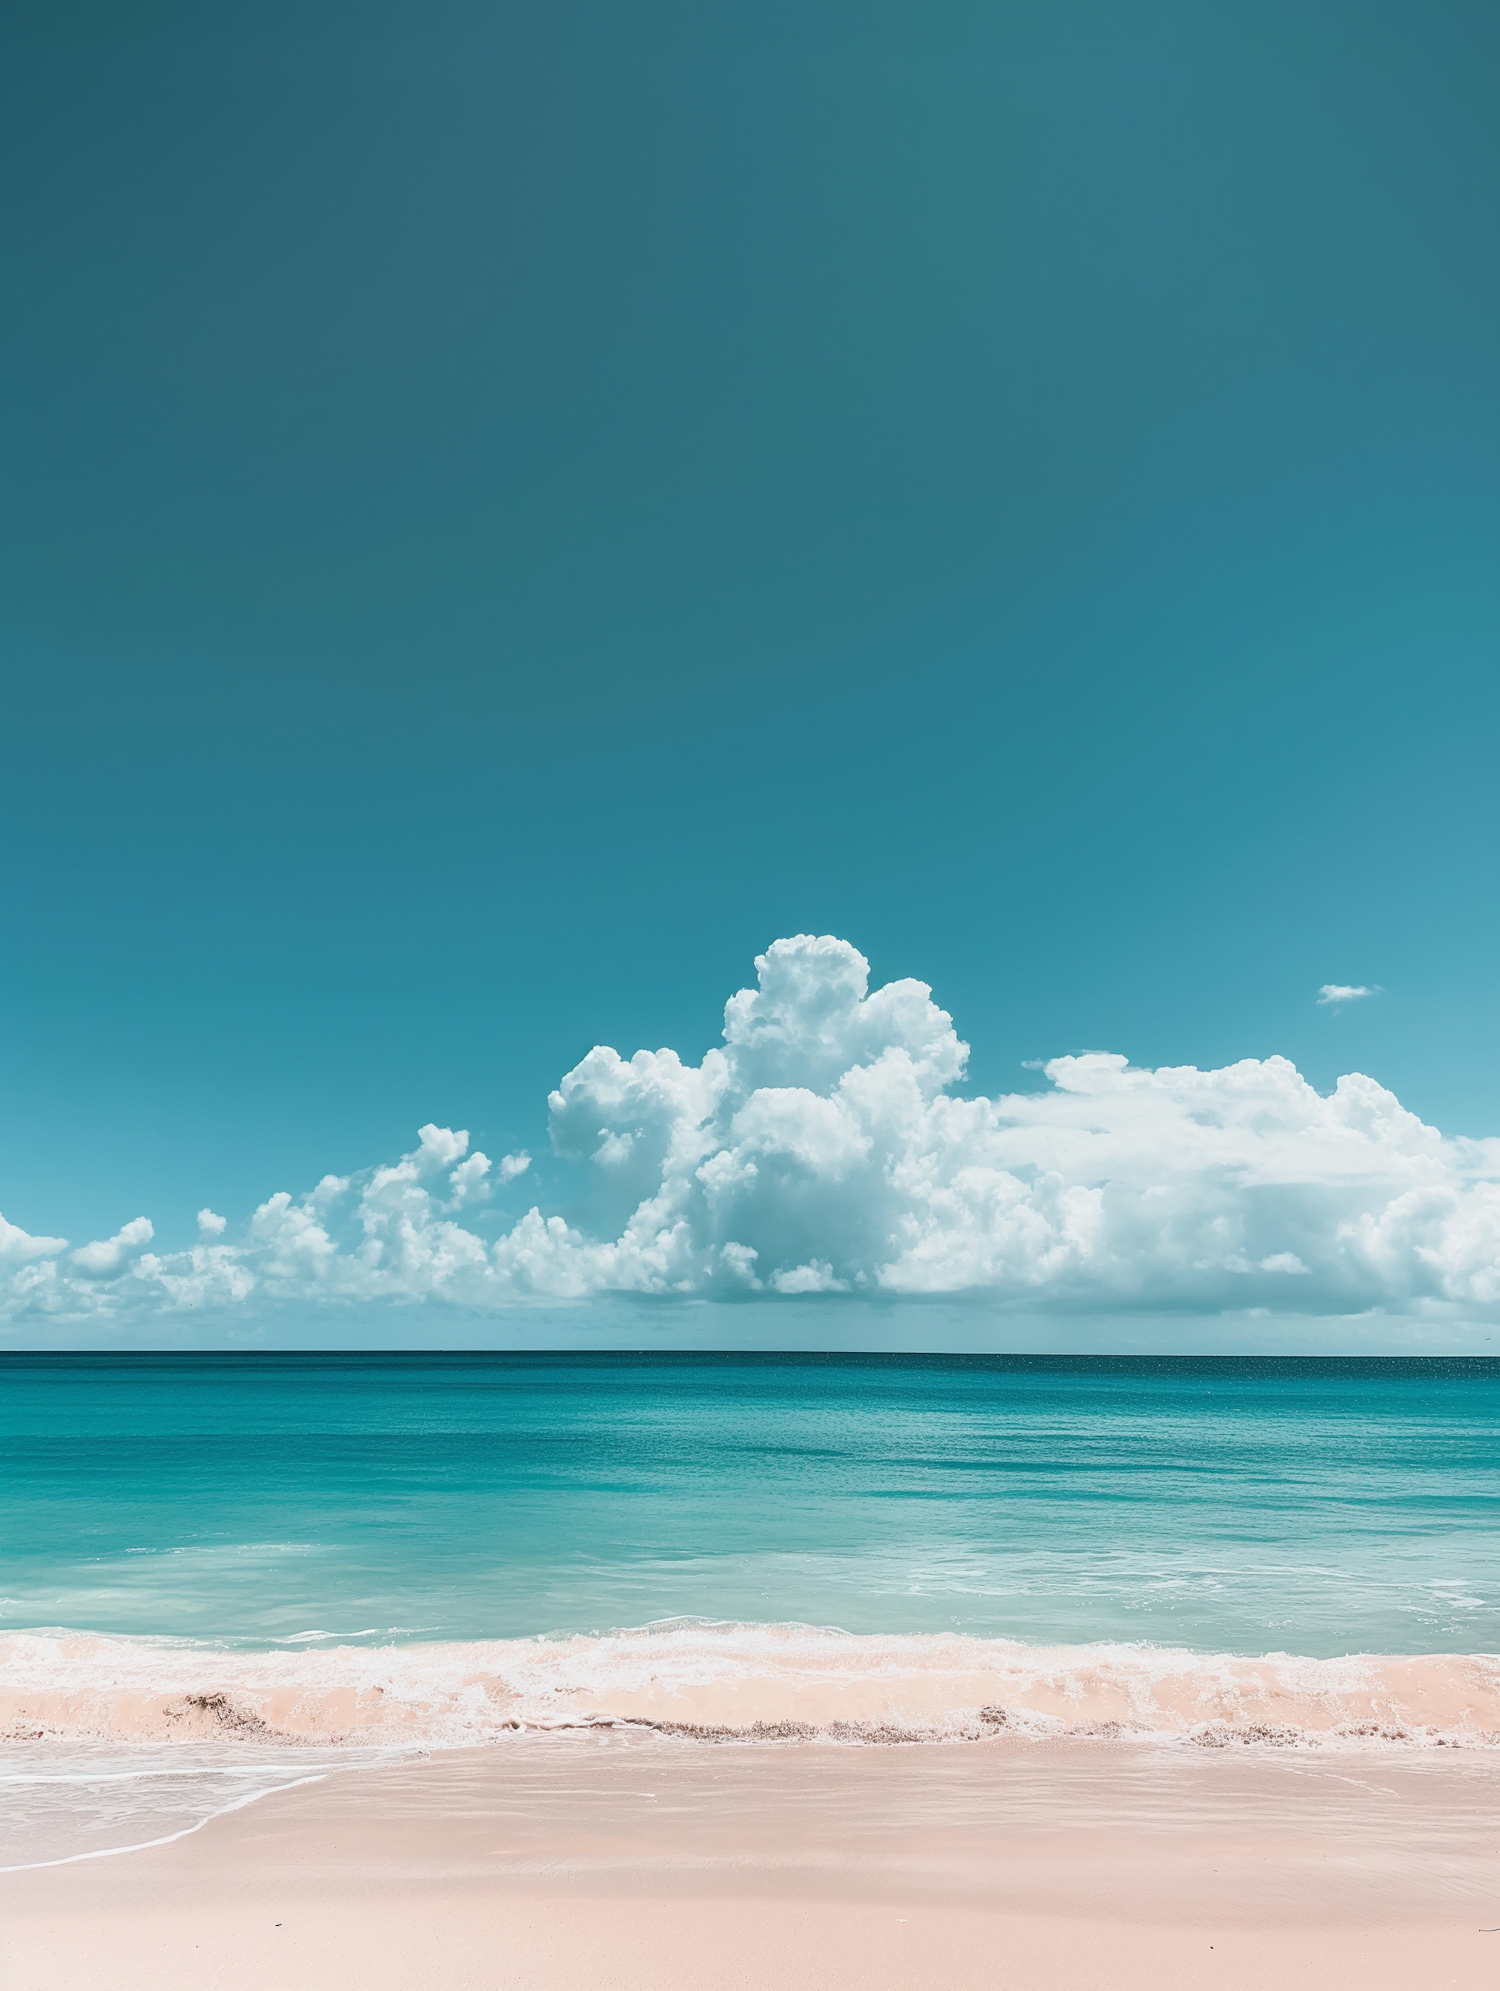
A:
[{"xmin": 2, "ymin": 0, "xmax": 1497, "ymax": 1325}]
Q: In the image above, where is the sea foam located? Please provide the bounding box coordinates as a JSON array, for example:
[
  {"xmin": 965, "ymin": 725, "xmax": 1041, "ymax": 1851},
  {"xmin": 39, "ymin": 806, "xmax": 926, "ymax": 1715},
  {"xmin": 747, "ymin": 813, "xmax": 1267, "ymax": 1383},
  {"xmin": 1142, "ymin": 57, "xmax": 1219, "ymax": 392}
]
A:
[{"xmin": 5, "ymin": 1621, "xmax": 1498, "ymax": 1753}]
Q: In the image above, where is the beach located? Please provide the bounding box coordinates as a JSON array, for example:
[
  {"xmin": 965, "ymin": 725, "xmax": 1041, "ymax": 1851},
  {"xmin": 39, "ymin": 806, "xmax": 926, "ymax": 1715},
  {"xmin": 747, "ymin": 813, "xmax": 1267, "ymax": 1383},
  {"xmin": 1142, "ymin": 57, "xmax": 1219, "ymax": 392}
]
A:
[
  {"xmin": 9, "ymin": 0, "xmax": 1499, "ymax": 1955},
  {"xmin": 5, "ymin": 1353, "xmax": 1498, "ymax": 1984},
  {"xmin": 6, "ymin": 1730, "xmax": 1499, "ymax": 1989}
]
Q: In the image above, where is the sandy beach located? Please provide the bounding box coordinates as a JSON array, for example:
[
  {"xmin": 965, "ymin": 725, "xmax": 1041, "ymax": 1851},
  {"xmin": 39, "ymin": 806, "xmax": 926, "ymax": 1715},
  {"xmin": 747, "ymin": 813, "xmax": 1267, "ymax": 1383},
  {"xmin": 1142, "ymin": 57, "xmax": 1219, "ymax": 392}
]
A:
[{"xmin": 5, "ymin": 1731, "xmax": 1498, "ymax": 1989}]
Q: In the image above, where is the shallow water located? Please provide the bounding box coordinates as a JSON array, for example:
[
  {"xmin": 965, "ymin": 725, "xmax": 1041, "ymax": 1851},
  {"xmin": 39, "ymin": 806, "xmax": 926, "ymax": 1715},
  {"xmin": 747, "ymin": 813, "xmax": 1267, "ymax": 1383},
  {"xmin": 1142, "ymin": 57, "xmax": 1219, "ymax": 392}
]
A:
[
  {"xmin": 0, "ymin": 1739, "xmax": 403, "ymax": 1870},
  {"xmin": 11, "ymin": 1726, "xmax": 1500, "ymax": 1896},
  {"xmin": 5, "ymin": 1352, "xmax": 1498, "ymax": 1861},
  {"xmin": 4, "ymin": 1352, "xmax": 1497, "ymax": 1654}
]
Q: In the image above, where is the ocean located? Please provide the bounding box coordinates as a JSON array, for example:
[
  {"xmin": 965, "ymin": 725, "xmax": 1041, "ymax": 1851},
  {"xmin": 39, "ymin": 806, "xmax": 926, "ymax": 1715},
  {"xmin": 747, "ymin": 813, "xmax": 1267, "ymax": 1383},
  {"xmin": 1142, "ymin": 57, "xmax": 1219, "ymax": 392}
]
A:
[{"xmin": 4, "ymin": 1351, "xmax": 1498, "ymax": 1866}]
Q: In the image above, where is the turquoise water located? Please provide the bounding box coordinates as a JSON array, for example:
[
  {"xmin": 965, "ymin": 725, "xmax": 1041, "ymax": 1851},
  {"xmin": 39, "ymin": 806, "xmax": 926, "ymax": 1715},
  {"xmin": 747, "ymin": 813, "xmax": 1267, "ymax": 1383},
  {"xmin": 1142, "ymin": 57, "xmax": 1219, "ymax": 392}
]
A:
[{"xmin": 3, "ymin": 1353, "xmax": 1497, "ymax": 1659}]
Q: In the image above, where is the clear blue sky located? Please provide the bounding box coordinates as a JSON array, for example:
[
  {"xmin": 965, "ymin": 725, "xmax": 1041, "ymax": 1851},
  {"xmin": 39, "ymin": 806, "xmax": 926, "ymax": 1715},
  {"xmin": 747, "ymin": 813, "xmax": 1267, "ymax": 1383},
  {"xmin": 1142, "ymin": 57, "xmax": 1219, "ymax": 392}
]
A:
[{"xmin": 2, "ymin": 0, "xmax": 1496, "ymax": 1287}]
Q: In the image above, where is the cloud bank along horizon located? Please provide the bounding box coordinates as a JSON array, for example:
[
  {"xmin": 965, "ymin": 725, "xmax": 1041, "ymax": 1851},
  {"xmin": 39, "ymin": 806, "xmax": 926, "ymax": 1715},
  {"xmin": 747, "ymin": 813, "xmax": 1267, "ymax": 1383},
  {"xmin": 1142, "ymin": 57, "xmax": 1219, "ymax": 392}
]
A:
[{"xmin": 2, "ymin": 935, "xmax": 1497, "ymax": 1329}]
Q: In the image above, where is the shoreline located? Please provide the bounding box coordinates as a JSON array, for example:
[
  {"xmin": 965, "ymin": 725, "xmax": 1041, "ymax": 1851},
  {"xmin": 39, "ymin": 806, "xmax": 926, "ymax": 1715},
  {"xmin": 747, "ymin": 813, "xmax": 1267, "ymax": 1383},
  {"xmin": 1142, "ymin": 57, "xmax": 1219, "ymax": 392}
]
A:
[
  {"xmin": 7, "ymin": 1623, "xmax": 1500, "ymax": 1753},
  {"xmin": 5, "ymin": 1731, "xmax": 1499, "ymax": 1988}
]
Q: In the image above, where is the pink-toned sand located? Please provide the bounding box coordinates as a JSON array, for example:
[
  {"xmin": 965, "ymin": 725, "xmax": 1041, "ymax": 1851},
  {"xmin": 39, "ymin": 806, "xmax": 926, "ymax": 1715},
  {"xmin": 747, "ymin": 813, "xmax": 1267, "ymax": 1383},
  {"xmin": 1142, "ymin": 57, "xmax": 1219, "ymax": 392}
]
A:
[{"xmin": 5, "ymin": 1731, "xmax": 1499, "ymax": 1989}]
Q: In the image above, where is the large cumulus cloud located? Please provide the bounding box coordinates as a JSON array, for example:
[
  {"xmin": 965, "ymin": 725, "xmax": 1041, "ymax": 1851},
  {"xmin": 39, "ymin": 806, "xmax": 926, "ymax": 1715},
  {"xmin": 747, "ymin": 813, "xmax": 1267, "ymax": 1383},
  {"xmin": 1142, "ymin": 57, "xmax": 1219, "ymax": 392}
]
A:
[{"xmin": 3, "ymin": 936, "xmax": 1498, "ymax": 1324}]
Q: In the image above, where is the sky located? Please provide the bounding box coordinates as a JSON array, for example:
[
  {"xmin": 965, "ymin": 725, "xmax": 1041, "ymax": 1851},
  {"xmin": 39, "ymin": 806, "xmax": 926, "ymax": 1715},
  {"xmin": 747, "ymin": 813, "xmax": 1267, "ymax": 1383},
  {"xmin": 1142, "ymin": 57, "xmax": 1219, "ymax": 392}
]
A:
[{"xmin": 2, "ymin": 0, "xmax": 1497, "ymax": 1348}]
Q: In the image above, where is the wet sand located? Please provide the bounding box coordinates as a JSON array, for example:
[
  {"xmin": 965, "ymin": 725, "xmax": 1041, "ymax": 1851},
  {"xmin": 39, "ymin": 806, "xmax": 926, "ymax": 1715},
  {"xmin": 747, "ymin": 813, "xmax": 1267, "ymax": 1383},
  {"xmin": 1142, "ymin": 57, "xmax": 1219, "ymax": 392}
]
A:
[{"xmin": 4, "ymin": 1732, "xmax": 1499, "ymax": 1988}]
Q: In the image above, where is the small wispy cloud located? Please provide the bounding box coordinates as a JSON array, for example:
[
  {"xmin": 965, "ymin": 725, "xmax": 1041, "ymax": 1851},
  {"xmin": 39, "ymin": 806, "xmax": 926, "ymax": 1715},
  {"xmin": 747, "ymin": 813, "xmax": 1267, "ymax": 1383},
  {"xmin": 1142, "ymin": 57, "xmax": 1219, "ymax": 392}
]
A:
[{"xmin": 1317, "ymin": 983, "xmax": 1378, "ymax": 1008}]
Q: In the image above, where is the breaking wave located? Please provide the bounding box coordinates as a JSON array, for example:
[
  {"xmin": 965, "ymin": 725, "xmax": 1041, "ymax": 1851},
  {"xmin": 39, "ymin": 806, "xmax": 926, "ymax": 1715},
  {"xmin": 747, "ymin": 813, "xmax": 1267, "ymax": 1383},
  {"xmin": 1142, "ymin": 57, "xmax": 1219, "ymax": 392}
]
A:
[{"xmin": 6, "ymin": 1620, "xmax": 1499, "ymax": 1753}]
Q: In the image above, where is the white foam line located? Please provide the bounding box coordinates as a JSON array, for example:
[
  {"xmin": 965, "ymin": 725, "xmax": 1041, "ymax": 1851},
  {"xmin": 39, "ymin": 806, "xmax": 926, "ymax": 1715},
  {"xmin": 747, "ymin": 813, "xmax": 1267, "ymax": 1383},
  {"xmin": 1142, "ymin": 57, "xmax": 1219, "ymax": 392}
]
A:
[
  {"xmin": 1, "ymin": 1763, "xmax": 337, "ymax": 1787},
  {"xmin": 0, "ymin": 1771, "xmax": 332, "ymax": 1873}
]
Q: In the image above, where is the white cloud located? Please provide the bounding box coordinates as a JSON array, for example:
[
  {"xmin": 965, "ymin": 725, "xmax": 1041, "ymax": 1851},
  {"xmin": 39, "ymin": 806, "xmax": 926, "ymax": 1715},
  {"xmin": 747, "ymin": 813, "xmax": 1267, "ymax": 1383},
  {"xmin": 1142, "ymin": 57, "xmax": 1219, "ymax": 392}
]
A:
[
  {"xmin": 2, "ymin": 937, "xmax": 1498, "ymax": 1325},
  {"xmin": 446, "ymin": 1153, "xmax": 492, "ymax": 1208},
  {"xmin": 0, "ymin": 1214, "xmax": 67, "ymax": 1263},
  {"xmin": 71, "ymin": 1217, "xmax": 154, "ymax": 1276},
  {"xmin": 197, "ymin": 1208, "xmax": 227, "ymax": 1237},
  {"xmin": 771, "ymin": 1260, "xmax": 850, "ymax": 1295},
  {"xmin": 1317, "ymin": 984, "xmax": 1376, "ymax": 1006}
]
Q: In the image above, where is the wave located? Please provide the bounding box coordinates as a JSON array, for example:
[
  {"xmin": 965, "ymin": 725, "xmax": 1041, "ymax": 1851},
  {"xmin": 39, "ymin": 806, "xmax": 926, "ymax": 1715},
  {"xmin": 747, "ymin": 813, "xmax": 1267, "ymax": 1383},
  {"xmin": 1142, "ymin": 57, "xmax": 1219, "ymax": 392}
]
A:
[
  {"xmin": 3, "ymin": 1622, "xmax": 1498, "ymax": 1752},
  {"xmin": 0, "ymin": 1739, "xmax": 412, "ymax": 1872}
]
